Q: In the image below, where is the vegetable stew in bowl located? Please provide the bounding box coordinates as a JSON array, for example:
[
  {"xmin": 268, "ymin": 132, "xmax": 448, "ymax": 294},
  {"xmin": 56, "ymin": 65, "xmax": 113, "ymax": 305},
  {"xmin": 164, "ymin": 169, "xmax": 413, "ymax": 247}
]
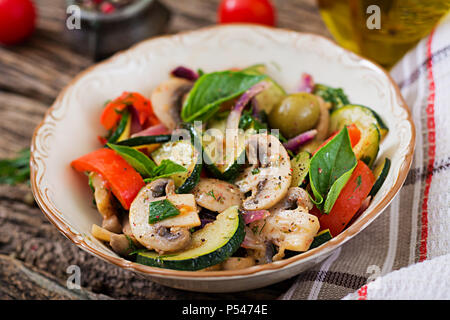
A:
[{"xmin": 71, "ymin": 64, "xmax": 391, "ymax": 271}]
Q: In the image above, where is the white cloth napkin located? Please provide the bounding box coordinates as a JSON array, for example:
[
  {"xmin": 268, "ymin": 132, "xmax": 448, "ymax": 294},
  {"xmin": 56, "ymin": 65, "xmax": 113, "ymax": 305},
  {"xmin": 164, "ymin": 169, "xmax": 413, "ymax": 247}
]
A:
[{"xmin": 343, "ymin": 11, "xmax": 450, "ymax": 300}]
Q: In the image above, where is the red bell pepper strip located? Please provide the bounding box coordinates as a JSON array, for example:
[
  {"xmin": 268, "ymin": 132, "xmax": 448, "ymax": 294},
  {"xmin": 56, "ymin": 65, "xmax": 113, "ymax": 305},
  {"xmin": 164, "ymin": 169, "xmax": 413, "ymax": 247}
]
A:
[
  {"xmin": 71, "ymin": 148, "xmax": 145, "ymax": 210},
  {"xmin": 313, "ymin": 124, "xmax": 361, "ymax": 155},
  {"xmin": 100, "ymin": 92, "xmax": 160, "ymax": 131},
  {"xmin": 312, "ymin": 160, "xmax": 375, "ymax": 236}
]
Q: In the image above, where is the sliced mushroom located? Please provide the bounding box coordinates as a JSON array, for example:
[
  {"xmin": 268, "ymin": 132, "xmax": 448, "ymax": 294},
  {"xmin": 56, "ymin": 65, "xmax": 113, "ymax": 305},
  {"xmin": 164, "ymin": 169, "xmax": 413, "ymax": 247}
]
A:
[
  {"xmin": 249, "ymin": 187, "xmax": 319, "ymax": 261},
  {"xmin": 89, "ymin": 172, "xmax": 122, "ymax": 233},
  {"xmin": 241, "ymin": 227, "xmax": 274, "ymax": 265},
  {"xmin": 313, "ymin": 96, "xmax": 330, "ymax": 141},
  {"xmin": 235, "ymin": 134, "xmax": 292, "ymax": 210},
  {"xmin": 110, "ymin": 234, "xmax": 134, "ymax": 257},
  {"xmin": 270, "ymin": 186, "xmax": 313, "ymax": 212},
  {"xmin": 222, "ymin": 257, "xmax": 256, "ymax": 270},
  {"xmin": 129, "ymin": 179, "xmax": 195, "ymax": 254},
  {"xmin": 151, "ymin": 78, "xmax": 193, "ymax": 131},
  {"xmin": 192, "ymin": 178, "xmax": 243, "ymax": 213}
]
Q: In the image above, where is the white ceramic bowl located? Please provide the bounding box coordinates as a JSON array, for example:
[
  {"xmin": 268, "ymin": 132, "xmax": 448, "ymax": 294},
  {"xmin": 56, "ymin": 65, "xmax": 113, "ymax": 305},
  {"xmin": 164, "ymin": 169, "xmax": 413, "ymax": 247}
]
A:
[{"xmin": 30, "ymin": 25, "xmax": 415, "ymax": 293}]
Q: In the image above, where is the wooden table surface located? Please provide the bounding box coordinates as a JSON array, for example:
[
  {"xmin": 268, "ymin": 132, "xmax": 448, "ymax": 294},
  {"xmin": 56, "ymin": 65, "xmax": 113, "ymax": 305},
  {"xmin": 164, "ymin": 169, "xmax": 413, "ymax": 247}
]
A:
[{"xmin": 0, "ymin": 0, "xmax": 331, "ymax": 300}]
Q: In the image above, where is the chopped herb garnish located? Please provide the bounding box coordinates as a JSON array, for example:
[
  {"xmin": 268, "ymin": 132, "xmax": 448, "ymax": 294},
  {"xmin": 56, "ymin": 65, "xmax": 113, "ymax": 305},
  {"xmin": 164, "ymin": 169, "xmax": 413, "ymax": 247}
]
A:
[
  {"xmin": 251, "ymin": 168, "xmax": 260, "ymax": 175},
  {"xmin": 355, "ymin": 175, "xmax": 362, "ymax": 190},
  {"xmin": 148, "ymin": 199, "xmax": 180, "ymax": 224},
  {"xmin": 259, "ymin": 221, "xmax": 267, "ymax": 235},
  {"xmin": 206, "ymin": 190, "xmax": 217, "ymax": 200}
]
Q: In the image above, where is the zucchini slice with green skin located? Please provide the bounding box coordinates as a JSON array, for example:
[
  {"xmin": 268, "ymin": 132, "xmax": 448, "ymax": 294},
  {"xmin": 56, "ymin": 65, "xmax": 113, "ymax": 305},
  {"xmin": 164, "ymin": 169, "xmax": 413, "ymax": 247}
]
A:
[
  {"xmin": 330, "ymin": 105, "xmax": 383, "ymax": 168},
  {"xmin": 353, "ymin": 124, "xmax": 380, "ymax": 168},
  {"xmin": 116, "ymin": 135, "xmax": 171, "ymax": 147},
  {"xmin": 136, "ymin": 206, "xmax": 245, "ymax": 271},
  {"xmin": 203, "ymin": 131, "xmax": 246, "ymax": 182},
  {"xmin": 309, "ymin": 229, "xmax": 332, "ymax": 250},
  {"xmin": 151, "ymin": 139, "xmax": 202, "ymax": 194},
  {"xmin": 199, "ymin": 117, "xmax": 247, "ymax": 182},
  {"xmin": 369, "ymin": 158, "xmax": 391, "ymax": 197},
  {"xmin": 107, "ymin": 110, "xmax": 131, "ymax": 144},
  {"xmin": 242, "ymin": 64, "xmax": 286, "ymax": 115},
  {"xmin": 290, "ymin": 151, "xmax": 311, "ymax": 188},
  {"xmin": 329, "ymin": 104, "xmax": 388, "ymax": 139}
]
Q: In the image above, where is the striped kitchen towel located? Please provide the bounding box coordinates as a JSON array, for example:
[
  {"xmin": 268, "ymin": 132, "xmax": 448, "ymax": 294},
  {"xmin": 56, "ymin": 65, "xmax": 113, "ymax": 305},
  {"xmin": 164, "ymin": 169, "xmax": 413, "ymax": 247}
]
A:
[{"xmin": 281, "ymin": 11, "xmax": 450, "ymax": 300}]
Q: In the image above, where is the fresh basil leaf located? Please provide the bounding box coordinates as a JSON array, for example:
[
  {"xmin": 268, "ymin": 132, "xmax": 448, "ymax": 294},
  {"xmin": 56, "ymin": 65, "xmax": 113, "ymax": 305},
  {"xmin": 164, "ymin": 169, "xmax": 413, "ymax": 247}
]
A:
[
  {"xmin": 309, "ymin": 126, "xmax": 357, "ymax": 213},
  {"xmin": 107, "ymin": 143, "xmax": 155, "ymax": 178},
  {"xmin": 148, "ymin": 199, "xmax": 180, "ymax": 224},
  {"xmin": 143, "ymin": 159, "xmax": 187, "ymax": 183},
  {"xmin": 181, "ymin": 71, "xmax": 266, "ymax": 122}
]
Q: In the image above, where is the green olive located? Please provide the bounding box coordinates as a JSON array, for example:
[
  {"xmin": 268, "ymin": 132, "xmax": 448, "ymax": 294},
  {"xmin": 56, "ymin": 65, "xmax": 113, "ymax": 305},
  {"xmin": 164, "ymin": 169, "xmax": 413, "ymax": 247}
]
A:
[{"xmin": 268, "ymin": 93, "xmax": 321, "ymax": 138}]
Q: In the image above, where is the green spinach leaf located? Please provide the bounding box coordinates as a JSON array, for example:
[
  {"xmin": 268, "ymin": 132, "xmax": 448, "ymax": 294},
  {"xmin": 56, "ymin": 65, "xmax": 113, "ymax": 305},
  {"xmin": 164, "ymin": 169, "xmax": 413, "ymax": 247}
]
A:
[
  {"xmin": 181, "ymin": 71, "xmax": 266, "ymax": 122},
  {"xmin": 309, "ymin": 126, "xmax": 357, "ymax": 213},
  {"xmin": 148, "ymin": 199, "xmax": 180, "ymax": 224}
]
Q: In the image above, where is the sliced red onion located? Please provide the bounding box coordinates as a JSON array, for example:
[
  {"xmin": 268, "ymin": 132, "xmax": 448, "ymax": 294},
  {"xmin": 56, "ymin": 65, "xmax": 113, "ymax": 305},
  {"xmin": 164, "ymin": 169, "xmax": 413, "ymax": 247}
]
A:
[
  {"xmin": 129, "ymin": 106, "xmax": 142, "ymax": 135},
  {"xmin": 251, "ymin": 97, "xmax": 261, "ymax": 118},
  {"xmin": 131, "ymin": 123, "xmax": 170, "ymax": 138},
  {"xmin": 171, "ymin": 66, "xmax": 198, "ymax": 81},
  {"xmin": 200, "ymin": 218, "xmax": 215, "ymax": 228},
  {"xmin": 227, "ymin": 81, "xmax": 270, "ymax": 131},
  {"xmin": 283, "ymin": 129, "xmax": 317, "ymax": 152},
  {"xmin": 298, "ymin": 72, "xmax": 314, "ymax": 93},
  {"xmin": 242, "ymin": 210, "xmax": 270, "ymax": 225}
]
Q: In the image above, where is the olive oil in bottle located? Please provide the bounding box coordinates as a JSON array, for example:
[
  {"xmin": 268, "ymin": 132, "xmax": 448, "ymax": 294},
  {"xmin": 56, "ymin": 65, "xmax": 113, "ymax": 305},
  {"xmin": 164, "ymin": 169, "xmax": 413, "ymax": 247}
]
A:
[{"xmin": 318, "ymin": 0, "xmax": 450, "ymax": 68}]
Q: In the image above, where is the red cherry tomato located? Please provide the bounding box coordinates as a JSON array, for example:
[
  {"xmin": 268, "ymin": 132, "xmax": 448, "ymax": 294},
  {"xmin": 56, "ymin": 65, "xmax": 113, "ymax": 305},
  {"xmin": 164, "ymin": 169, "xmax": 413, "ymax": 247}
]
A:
[
  {"xmin": 0, "ymin": 0, "xmax": 36, "ymax": 45},
  {"xmin": 218, "ymin": 0, "xmax": 276, "ymax": 26}
]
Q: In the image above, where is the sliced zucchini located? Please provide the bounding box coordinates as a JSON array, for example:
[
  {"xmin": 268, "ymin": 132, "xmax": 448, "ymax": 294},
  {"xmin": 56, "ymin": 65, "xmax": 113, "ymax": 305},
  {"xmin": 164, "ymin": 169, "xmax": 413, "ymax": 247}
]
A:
[
  {"xmin": 136, "ymin": 206, "xmax": 245, "ymax": 271},
  {"xmin": 242, "ymin": 64, "xmax": 286, "ymax": 115},
  {"xmin": 369, "ymin": 158, "xmax": 391, "ymax": 197},
  {"xmin": 201, "ymin": 117, "xmax": 247, "ymax": 181},
  {"xmin": 107, "ymin": 110, "xmax": 131, "ymax": 144},
  {"xmin": 116, "ymin": 135, "xmax": 171, "ymax": 147},
  {"xmin": 290, "ymin": 151, "xmax": 311, "ymax": 188},
  {"xmin": 309, "ymin": 229, "xmax": 332, "ymax": 250},
  {"xmin": 329, "ymin": 104, "xmax": 388, "ymax": 139},
  {"xmin": 151, "ymin": 139, "xmax": 202, "ymax": 193},
  {"xmin": 330, "ymin": 104, "xmax": 385, "ymax": 168},
  {"xmin": 353, "ymin": 124, "xmax": 380, "ymax": 168}
]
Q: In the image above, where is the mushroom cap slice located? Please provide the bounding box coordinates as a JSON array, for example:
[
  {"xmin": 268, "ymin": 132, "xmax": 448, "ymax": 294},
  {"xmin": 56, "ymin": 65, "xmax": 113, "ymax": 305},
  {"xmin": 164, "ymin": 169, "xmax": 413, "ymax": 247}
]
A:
[
  {"xmin": 129, "ymin": 179, "xmax": 198, "ymax": 254},
  {"xmin": 192, "ymin": 178, "xmax": 243, "ymax": 213},
  {"xmin": 151, "ymin": 78, "xmax": 193, "ymax": 131},
  {"xmin": 235, "ymin": 134, "xmax": 292, "ymax": 210},
  {"xmin": 250, "ymin": 187, "xmax": 320, "ymax": 261}
]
